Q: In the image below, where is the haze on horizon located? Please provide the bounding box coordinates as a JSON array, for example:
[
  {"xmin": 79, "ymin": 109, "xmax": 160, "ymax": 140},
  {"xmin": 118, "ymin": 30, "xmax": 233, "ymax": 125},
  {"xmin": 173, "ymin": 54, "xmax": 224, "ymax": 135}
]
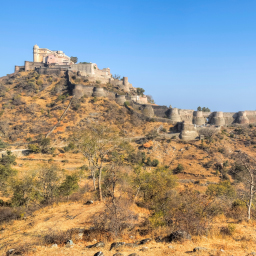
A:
[{"xmin": 0, "ymin": 0, "xmax": 255, "ymax": 113}]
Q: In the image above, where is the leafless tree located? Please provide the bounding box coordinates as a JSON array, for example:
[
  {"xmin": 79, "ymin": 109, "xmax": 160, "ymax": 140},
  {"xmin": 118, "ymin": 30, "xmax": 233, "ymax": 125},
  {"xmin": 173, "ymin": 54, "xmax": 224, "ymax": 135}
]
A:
[
  {"xmin": 71, "ymin": 124, "xmax": 119, "ymax": 201},
  {"xmin": 232, "ymin": 151, "xmax": 256, "ymax": 220},
  {"xmin": 198, "ymin": 127, "xmax": 218, "ymax": 143}
]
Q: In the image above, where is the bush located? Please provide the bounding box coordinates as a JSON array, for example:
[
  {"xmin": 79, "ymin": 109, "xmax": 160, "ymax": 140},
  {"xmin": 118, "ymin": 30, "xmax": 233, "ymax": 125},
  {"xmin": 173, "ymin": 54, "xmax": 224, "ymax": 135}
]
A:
[
  {"xmin": 0, "ymin": 207, "xmax": 22, "ymax": 224},
  {"xmin": 152, "ymin": 159, "xmax": 159, "ymax": 167},
  {"xmin": 36, "ymin": 80, "xmax": 43, "ymax": 85},
  {"xmin": 206, "ymin": 181, "xmax": 236, "ymax": 198},
  {"xmin": 173, "ymin": 163, "xmax": 184, "ymax": 174},
  {"xmin": 124, "ymin": 101, "xmax": 130, "ymax": 107},
  {"xmin": 220, "ymin": 224, "xmax": 236, "ymax": 236},
  {"xmin": 1, "ymin": 151, "xmax": 16, "ymax": 166},
  {"xmin": 28, "ymin": 144, "xmax": 40, "ymax": 153},
  {"xmin": 64, "ymin": 143, "xmax": 75, "ymax": 152}
]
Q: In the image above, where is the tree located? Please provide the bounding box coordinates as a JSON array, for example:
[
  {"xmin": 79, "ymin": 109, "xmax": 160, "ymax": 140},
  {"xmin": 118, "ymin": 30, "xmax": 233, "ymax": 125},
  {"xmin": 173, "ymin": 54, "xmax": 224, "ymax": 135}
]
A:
[
  {"xmin": 202, "ymin": 107, "xmax": 211, "ymax": 112},
  {"xmin": 70, "ymin": 56, "xmax": 78, "ymax": 64},
  {"xmin": 58, "ymin": 174, "xmax": 79, "ymax": 201},
  {"xmin": 71, "ymin": 124, "xmax": 119, "ymax": 201},
  {"xmin": 231, "ymin": 151, "xmax": 256, "ymax": 220},
  {"xmin": 198, "ymin": 127, "xmax": 217, "ymax": 143},
  {"xmin": 112, "ymin": 74, "xmax": 121, "ymax": 80},
  {"xmin": 197, "ymin": 106, "xmax": 202, "ymax": 111},
  {"xmin": 137, "ymin": 87, "xmax": 145, "ymax": 96},
  {"xmin": 37, "ymin": 164, "xmax": 64, "ymax": 204},
  {"xmin": 146, "ymin": 95, "xmax": 155, "ymax": 104}
]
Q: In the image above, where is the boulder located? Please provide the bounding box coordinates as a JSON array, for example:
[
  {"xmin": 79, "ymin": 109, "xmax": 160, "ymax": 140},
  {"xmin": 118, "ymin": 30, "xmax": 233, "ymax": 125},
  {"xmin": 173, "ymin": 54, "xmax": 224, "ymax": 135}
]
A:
[
  {"xmin": 65, "ymin": 240, "xmax": 74, "ymax": 245},
  {"xmin": 110, "ymin": 242, "xmax": 125, "ymax": 251},
  {"xmin": 140, "ymin": 247, "xmax": 148, "ymax": 251},
  {"xmin": 6, "ymin": 249, "xmax": 15, "ymax": 256},
  {"xmin": 94, "ymin": 252, "xmax": 104, "ymax": 256},
  {"xmin": 87, "ymin": 241, "xmax": 105, "ymax": 248},
  {"xmin": 138, "ymin": 238, "xmax": 151, "ymax": 245},
  {"xmin": 169, "ymin": 230, "xmax": 191, "ymax": 242},
  {"xmin": 128, "ymin": 254, "xmax": 140, "ymax": 256},
  {"xmin": 84, "ymin": 200, "xmax": 94, "ymax": 205},
  {"xmin": 113, "ymin": 253, "xmax": 124, "ymax": 256},
  {"xmin": 193, "ymin": 247, "xmax": 208, "ymax": 252}
]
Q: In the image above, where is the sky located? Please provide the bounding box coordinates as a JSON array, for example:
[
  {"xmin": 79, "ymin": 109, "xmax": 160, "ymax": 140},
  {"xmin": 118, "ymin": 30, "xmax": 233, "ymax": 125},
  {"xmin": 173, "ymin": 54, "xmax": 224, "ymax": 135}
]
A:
[{"xmin": 0, "ymin": 0, "xmax": 256, "ymax": 112}]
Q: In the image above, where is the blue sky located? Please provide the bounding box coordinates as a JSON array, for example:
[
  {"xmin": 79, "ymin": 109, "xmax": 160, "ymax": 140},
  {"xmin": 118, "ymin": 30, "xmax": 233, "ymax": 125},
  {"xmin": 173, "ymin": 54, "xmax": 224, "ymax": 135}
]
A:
[{"xmin": 0, "ymin": 0, "xmax": 256, "ymax": 112}]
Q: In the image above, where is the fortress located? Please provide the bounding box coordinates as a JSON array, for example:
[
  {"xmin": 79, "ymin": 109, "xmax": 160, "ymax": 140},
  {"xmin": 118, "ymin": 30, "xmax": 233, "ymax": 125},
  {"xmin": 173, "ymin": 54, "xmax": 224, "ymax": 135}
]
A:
[{"xmin": 13, "ymin": 45, "xmax": 256, "ymax": 140}]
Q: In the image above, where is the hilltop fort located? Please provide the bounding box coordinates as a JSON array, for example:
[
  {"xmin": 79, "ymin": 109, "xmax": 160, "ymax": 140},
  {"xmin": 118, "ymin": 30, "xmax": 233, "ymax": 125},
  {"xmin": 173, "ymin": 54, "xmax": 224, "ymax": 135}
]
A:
[{"xmin": 12, "ymin": 45, "xmax": 256, "ymax": 141}]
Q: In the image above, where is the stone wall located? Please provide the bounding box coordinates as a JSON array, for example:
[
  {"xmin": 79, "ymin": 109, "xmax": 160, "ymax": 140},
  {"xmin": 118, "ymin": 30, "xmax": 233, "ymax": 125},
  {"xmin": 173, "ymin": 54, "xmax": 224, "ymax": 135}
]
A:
[{"xmin": 152, "ymin": 105, "xmax": 169, "ymax": 118}]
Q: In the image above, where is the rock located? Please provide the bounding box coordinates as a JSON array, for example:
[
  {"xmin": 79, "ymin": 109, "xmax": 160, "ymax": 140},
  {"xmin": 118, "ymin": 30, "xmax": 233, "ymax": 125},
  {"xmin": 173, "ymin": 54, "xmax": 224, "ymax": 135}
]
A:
[
  {"xmin": 128, "ymin": 254, "xmax": 140, "ymax": 256},
  {"xmin": 140, "ymin": 247, "xmax": 148, "ymax": 251},
  {"xmin": 66, "ymin": 240, "xmax": 74, "ymax": 245},
  {"xmin": 125, "ymin": 243, "xmax": 138, "ymax": 248},
  {"xmin": 84, "ymin": 200, "xmax": 94, "ymax": 205},
  {"xmin": 87, "ymin": 241, "xmax": 105, "ymax": 248},
  {"xmin": 65, "ymin": 239, "xmax": 74, "ymax": 247},
  {"xmin": 94, "ymin": 252, "xmax": 104, "ymax": 256},
  {"xmin": 169, "ymin": 230, "xmax": 191, "ymax": 242},
  {"xmin": 110, "ymin": 242, "xmax": 125, "ymax": 251},
  {"xmin": 51, "ymin": 244, "xmax": 58, "ymax": 248},
  {"xmin": 155, "ymin": 236, "xmax": 162, "ymax": 243},
  {"xmin": 247, "ymin": 253, "xmax": 256, "ymax": 255},
  {"xmin": 168, "ymin": 245, "xmax": 174, "ymax": 249},
  {"xmin": 138, "ymin": 238, "xmax": 151, "ymax": 245},
  {"xmin": 6, "ymin": 249, "xmax": 15, "ymax": 256},
  {"xmin": 193, "ymin": 247, "xmax": 208, "ymax": 252},
  {"xmin": 113, "ymin": 253, "xmax": 124, "ymax": 256}
]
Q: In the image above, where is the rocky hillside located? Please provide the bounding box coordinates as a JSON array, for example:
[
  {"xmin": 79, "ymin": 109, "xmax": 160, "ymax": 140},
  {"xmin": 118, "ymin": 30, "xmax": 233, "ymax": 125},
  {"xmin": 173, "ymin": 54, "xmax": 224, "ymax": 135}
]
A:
[{"xmin": 1, "ymin": 71, "xmax": 256, "ymax": 256}]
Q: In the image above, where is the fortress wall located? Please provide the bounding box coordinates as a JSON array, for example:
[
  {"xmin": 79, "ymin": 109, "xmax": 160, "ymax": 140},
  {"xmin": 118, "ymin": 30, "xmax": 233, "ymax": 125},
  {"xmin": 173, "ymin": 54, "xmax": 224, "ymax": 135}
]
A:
[
  {"xmin": 179, "ymin": 109, "xmax": 194, "ymax": 123},
  {"xmin": 223, "ymin": 112, "xmax": 236, "ymax": 125},
  {"xmin": 15, "ymin": 66, "xmax": 25, "ymax": 72},
  {"xmin": 152, "ymin": 105, "xmax": 169, "ymax": 118},
  {"xmin": 73, "ymin": 85, "xmax": 94, "ymax": 98},
  {"xmin": 24, "ymin": 61, "xmax": 44, "ymax": 71},
  {"xmin": 245, "ymin": 111, "xmax": 256, "ymax": 123},
  {"xmin": 106, "ymin": 91, "xmax": 116, "ymax": 100},
  {"xmin": 71, "ymin": 64, "xmax": 94, "ymax": 74}
]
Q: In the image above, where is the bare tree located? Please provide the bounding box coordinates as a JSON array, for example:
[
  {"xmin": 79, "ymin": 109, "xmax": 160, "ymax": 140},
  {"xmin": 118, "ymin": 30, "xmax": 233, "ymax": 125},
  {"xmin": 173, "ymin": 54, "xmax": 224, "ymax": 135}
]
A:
[
  {"xmin": 71, "ymin": 124, "xmax": 119, "ymax": 201},
  {"xmin": 198, "ymin": 127, "xmax": 218, "ymax": 143},
  {"xmin": 232, "ymin": 151, "xmax": 256, "ymax": 220}
]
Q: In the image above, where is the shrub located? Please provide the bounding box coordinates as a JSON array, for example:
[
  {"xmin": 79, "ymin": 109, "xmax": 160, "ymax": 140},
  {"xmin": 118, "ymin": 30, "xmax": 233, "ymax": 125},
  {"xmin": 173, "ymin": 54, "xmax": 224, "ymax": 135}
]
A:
[
  {"xmin": 1, "ymin": 151, "xmax": 16, "ymax": 166},
  {"xmin": 152, "ymin": 159, "xmax": 159, "ymax": 167},
  {"xmin": 206, "ymin": 181, "xmax": 236, "ymax": 198},
  {"xmin": 173, "ymin": 163, "xmax": 184, "ymax": 174},
  {"xmin": 96, "ymin": 80, "xmax": 101, "ymax": 84},
  {"xmin": 64, "ymin": 143, "xmax": 75, "ymax": 152},
  {"xmin": 28, "ymin": 144, "xmax": 40, "ymax": 153},
  {"xmin": 58, "ymin": 174, "xmax": 79, "ymax": 199},
  {"xmin": 220, "ymin": 224, "xmax": 236, "ymax": 236},
  {"xmin": 0, "ymin": 207, "xmax": 22, "ymax": 224},
  {"xmin": 36, "ymin": 80, "xmax": 43, "ymax": 85},
  {"xmin": 124, "ymin": 101, "xmax": 130, "ymax": 107}
]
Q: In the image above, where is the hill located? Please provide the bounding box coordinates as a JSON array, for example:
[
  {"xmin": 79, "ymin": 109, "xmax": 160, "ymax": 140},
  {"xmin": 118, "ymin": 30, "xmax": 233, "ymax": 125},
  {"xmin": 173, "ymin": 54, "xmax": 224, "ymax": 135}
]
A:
[{"xmin": 1, "ymin": 71, "xmax": 256, "ymax": 256}]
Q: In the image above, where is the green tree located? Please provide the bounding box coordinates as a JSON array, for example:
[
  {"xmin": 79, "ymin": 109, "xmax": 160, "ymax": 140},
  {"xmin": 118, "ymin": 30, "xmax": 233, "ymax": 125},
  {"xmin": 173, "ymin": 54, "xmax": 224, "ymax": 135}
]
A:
[
  {"xmin": 58, "ymin": 174, "xmax": 79, "ymax": 200},
  {"xmin": 37, "ymin": 164, "xmax": 64, "ymax": 204},
  {"xmin": 137, "ymin": 87, "xmax": 145, "ymax": 96},
  {"xmin": 197, "ymin": 106, "xmax": 202, "ymax": 111},
  {"xmin": 70, "ymin": 56, "xmax": 78, "ymax": 63}
]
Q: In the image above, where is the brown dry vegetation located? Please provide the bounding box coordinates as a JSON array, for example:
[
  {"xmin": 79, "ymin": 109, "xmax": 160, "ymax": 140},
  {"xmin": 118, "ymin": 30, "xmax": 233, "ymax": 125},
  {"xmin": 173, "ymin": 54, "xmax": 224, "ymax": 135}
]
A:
[{"xmin": 1, "ymin": 72, "xmax": 256, "ymax": 255}]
